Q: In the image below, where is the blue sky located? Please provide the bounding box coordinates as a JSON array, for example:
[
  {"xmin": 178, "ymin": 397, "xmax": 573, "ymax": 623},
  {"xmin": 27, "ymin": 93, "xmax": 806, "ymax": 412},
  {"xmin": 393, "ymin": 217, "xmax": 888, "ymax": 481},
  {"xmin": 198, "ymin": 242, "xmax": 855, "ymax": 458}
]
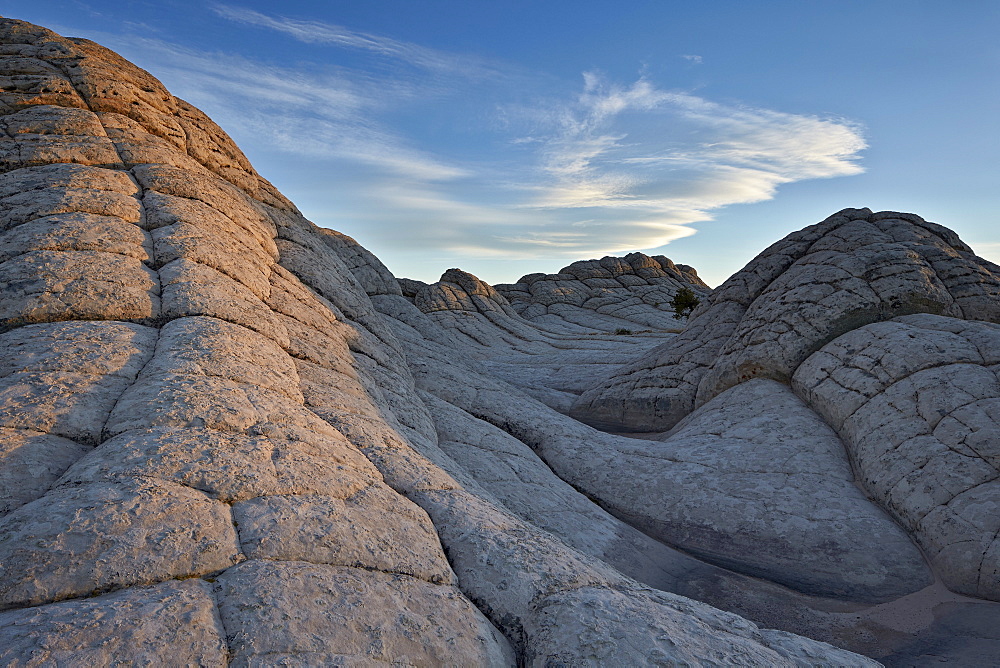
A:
[{"xmin": 4, "ymin": 1, "xmax": 999, "ymax": 286}]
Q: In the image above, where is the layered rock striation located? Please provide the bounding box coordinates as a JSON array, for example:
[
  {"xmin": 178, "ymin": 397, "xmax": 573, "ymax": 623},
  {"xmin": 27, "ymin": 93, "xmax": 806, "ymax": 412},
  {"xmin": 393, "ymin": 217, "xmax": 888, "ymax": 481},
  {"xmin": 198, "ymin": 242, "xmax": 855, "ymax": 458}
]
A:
[{"xmin": 397, "ymin": 267, "xmax": 681, "ymax": 413}]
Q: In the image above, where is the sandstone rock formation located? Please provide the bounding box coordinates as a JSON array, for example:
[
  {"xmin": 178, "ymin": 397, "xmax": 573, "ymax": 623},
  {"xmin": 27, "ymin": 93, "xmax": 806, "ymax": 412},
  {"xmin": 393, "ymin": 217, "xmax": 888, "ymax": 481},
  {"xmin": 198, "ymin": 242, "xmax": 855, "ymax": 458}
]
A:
[
  {"xmin": 0, "ymin": 17, "xmax": 886, "ymax": 666},
  {"xmin": 570, "ymin": 207, "xmax": 1000, "ymax": 605},
  {"xmin": 793, "ymin": 314, "xmax": 1000, "ymax": 601},
  {"xmin": 1, "ymin": 16, "xmax": 998, "ymax": 667},
  {"xmin": 573, "ymin": 208, "xmax": 1000, "ymax": 431},
  {"xmin": 495, "ymin": 252, "xmax": 709, "ymax": 331},
  {"xmin": 398, "ymin": 267, "xmax": 679, "ymax": 413}
]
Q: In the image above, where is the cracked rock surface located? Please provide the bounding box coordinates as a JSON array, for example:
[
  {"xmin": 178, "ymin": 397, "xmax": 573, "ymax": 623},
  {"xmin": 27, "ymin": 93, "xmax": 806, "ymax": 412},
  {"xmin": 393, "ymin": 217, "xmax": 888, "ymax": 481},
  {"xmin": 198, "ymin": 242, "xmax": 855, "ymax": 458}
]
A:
[
  {"xmin": 0, "ymin": 18, "xmax": 511, "ymax": 666},
  {"xmin": 573, "ymin": 208, "xmax": 1000, "ymax": 432},
  {"xmin": 565, "ymin": 205, "xmax": 1000, "ymax": 615},
  {"xmin": 0, "ymin": 17, "xmax": 896, "ymax": 666},
  {"xmin": 793, "ymin": 314, "xmax": 1000, "ymax": 600}
]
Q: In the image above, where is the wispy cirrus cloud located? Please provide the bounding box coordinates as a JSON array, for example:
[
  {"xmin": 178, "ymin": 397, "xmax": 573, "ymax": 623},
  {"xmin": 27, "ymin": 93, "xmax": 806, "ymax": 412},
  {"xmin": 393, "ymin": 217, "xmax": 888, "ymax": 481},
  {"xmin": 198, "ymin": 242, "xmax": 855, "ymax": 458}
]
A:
[
  {"xmin": 92, "ymin": 32, "xmax": 467, "ymax": 182},
  {"xmin": 211, "ymin": 3, "xmax": 502, "ymax": 79},
  {"xmin": 490, "ymin": 73, "xmax": 866, "ymax": 253},
  {"xmin": 88, "ymin": 6, "xmax": 867, "ymax": 275}
]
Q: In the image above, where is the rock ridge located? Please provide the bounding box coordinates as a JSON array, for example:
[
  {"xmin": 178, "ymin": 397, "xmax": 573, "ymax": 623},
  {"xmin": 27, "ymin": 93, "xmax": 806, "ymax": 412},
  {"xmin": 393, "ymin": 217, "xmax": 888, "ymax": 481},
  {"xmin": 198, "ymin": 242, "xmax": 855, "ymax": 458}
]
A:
[
  {"xmin": 569, "ymin": 207, "xmax": 1000, "ymax": 603},
  {"xmin": 572, "ymin": 207, "xmax": 1000, "ymax": 432}
]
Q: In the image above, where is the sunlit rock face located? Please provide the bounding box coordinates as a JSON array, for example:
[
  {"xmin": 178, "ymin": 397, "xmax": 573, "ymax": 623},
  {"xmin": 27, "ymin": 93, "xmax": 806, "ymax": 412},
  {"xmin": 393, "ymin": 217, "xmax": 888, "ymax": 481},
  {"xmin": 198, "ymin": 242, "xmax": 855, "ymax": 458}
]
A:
[
  {"xmin": 1, "ymin": 16, "xmax": 998, "ymax": 667},
  {"xmin": 0, "ymin": 17, "xmax": 512, "ymax": 667}
]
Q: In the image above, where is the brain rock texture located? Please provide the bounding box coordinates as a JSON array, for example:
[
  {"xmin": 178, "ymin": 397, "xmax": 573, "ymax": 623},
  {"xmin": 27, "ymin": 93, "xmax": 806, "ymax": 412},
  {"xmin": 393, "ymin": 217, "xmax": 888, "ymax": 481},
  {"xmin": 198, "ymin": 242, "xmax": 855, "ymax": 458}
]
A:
[{"xmin": 1, "ymin": 16, "xmax": 999, "ymax": 667}]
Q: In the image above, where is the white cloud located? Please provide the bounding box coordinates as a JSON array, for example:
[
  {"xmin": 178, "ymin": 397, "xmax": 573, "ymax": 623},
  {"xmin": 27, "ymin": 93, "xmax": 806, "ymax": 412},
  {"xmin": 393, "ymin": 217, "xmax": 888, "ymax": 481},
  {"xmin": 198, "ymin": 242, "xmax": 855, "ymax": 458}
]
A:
[
  {"xmin": 681, "ymin": 54, "xmax": 704, "ymax": 64},
  {"xmin": 93, "ymin": 32, "xmax": 466, "ymax": 182},
  {"xmin": 82, "ymin": 12, "xmax": 867, "ymax": 274},
  {"xmin": 212, "ymin": 4, "xmax": 500, "ymax": 79},
  {"xmin": 492, "ymin": 74, "xmax": 866, "ymax": 256}
]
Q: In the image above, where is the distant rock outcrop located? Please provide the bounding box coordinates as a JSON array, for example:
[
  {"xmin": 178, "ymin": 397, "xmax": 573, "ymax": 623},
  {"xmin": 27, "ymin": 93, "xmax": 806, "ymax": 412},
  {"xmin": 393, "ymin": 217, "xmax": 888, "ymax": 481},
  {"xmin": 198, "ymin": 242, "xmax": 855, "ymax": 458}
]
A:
[
  {"xmin": 495, "ymin": 252, "xmax": 710, "ymax": 331},
  {"xmin": 394, "ymin": 267, "xmax": 681, "ymax": 414},
  {"xmin": 2, "ymin": 16, "xmax": 999, "ymax": 667}
]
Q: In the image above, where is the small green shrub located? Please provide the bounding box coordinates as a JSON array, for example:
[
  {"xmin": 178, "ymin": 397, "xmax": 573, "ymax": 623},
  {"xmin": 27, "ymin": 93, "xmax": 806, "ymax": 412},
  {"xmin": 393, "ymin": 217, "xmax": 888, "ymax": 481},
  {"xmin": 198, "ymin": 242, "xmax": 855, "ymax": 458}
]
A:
[
  {"xmin": 614, "ymin": 328, "xmax": 632, "ymax": 335},
  {"xmin": 670, "ymin": 287, "xmax": 700, "ymax": 320}
]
